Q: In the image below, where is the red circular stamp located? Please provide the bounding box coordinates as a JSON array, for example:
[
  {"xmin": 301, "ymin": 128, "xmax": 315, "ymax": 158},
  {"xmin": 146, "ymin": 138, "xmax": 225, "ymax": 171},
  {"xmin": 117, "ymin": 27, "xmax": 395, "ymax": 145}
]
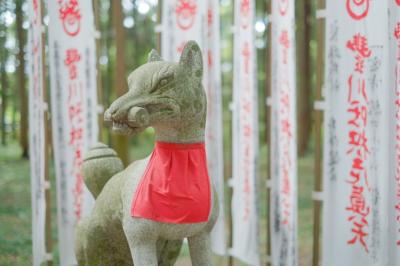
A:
[
  {"xmin": 58, "ymin": 0, "xmax": 81, "ymax": 36},
  {"xmin": 346, "ymin": 0, "xmax": 370, "ymax": 20},
  {"xmin": 175, "ymin": 0, "xmax": 197, "ymax": 31},
  {"xmin": 240, "ymin": 0, "xmax": 250, "ymax": 28},
  {"xmin": 279, "ymin": 0, "xmax": 289, "ymax": 16}
]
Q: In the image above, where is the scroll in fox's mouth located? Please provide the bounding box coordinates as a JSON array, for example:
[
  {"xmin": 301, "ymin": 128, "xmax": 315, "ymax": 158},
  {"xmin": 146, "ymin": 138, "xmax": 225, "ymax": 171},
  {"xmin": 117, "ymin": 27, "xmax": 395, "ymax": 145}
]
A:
[
  {"xmin": 104, "ymin": 106, "xmax": 149, "ymax": 135},
  {"xmin": 103, "ymin": 95, "xmax": 181, "ymax": 136}
]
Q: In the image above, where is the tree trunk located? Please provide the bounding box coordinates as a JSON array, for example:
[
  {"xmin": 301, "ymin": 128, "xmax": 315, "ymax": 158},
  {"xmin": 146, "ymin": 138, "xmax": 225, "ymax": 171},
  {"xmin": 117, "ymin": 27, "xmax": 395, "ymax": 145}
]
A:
[
  {"xmin": 93, "ymin": 0, "xmax": 104, "ymax": 142},
  {"xmin": 101, "ymin": 0, "xmax": 113, "ymax": 147},
  {"xmin": 1, "ymin": 49, "xmax": 8, "ymax": 146},
  {"xmin": 296, "ymin": 0, "xmax": 312, "ymax": 155},
  {"xmin": 16, "ymin": 0, "xmax": 29, "ymax": 157},
  {"xmin": 11, "ymin": 97, "xmax": 17, "ymax": 140},
  {"xmin": 0, "ymin": 8, "xmax": 7, "ymax": 146},
  {"xmin": 112, "ymin": 0, "xmax": 129, "ymax": 165}
]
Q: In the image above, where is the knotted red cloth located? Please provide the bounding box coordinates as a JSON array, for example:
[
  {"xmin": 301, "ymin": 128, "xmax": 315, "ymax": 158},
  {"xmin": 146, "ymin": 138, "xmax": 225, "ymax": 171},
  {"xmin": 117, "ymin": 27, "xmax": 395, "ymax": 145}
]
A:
[{"xmin": 131, "ymin": 141, "xmax": 211, "ymax": 223}]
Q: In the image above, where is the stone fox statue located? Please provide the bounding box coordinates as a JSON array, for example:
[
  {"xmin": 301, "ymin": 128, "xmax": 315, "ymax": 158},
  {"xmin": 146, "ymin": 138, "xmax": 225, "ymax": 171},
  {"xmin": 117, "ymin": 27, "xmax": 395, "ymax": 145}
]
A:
[{"xmin": 76, "ymin": 41, "xmax": 218, "ymax": 266}]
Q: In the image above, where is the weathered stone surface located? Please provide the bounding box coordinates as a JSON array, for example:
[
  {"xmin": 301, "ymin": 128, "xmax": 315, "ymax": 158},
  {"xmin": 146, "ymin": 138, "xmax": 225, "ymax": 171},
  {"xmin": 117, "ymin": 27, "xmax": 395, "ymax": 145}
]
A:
[{"xmin": 76, "ymin": 41, "xmax": 218, "ymax": 266}]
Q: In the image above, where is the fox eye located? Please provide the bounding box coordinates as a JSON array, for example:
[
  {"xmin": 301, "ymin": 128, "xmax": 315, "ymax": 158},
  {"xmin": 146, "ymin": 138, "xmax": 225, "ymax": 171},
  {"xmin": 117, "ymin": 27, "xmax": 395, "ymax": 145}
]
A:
[
  {"xmin": 159, "ymin": 78, "xmax": 169, "ymax": 87},
  {"xmin": 150, "ymin": 75, "xmax": 173, "ymax": 94}
]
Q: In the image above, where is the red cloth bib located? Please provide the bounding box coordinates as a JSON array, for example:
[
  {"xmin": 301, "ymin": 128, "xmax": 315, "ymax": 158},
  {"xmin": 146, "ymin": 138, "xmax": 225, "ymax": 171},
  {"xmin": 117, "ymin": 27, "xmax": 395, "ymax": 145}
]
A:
[{"xmin": 131, "ymin": 142, "xmax": 211, "ymax": 223}]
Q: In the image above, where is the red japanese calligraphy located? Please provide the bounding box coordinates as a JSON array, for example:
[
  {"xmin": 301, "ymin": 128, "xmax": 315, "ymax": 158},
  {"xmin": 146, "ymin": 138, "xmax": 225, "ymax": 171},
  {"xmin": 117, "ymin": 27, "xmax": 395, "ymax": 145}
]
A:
[
  {"xmin": 277, "ymin": 25, "xmax": 293, "ymax": 228},
  {"xmin": 239, "ymin": 35, "xmax": 254, "ymax": 222},
  {"xmin": 242, "ymin": 42, "xmax": 251, "ymax": 74},
  {"xmin": 279, "ymin": 30, "xmax": 290, "ymax": 64},
  {"xmin": 394, "ymin": 20, "xmax": 400, "ymax": 247},
  {"xmin": 32, "ymin": 41, "xmax": 40, "ymax": 98},
  {"xmin": 64, "ymin": 48, "xmax": 81, "ymax": 80},
  {"xmin": 207, "ymin": 8, "xmax": 212, "ymax": 27},
  {"xmin": 345, "ymin": 33, "xmax": 371, "ymax": 253},
  {"xmin": 58, "ymin": 0, "xmax": 81, "ymax": 36},
  {"xmin": 395, "ymin": 23, "xmax": 400, "ymax": 41},
  {"xmin": 242, "ymin": 139, "xmax": 251, "ymax": 221},
  {"xmin": 346, "ymin": 34, "xmax": 372, "ymax": 74},
  {"xmin": 208, "ymin": 51, "xmax": 213, "ymax": 68},
  {"xmin": 346, "ymin": 0, "xmax": 369, "ymax": 20},
  {"xmin": 175, "ymin": 0, "xmax": 197, "ymax": 30},
  {"xmin": 279, "ymin": 88, "xmax": 292, "ymax": 227},
  {"xmin": 64, "ymin": 47, "xmax": 84, "ymax": 219},
  {"xmin": 207, "ymin": 8, "xmax": 213, "ymax": 37}
]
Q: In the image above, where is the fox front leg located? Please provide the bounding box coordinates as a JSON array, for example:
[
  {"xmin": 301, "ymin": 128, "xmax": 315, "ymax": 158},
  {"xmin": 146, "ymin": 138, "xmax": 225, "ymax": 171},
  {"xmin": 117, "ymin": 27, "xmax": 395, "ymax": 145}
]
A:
[
  {"xmin": 131, "ymin": 241, "xmax": 158, "ymax": 266},
  {"xmin": 188, "ymin": 232, "xmax": 212, "ymax": 266},
  {"xmin": 123, "ymin": 215, "xmax": 159, "ymax": 266}
]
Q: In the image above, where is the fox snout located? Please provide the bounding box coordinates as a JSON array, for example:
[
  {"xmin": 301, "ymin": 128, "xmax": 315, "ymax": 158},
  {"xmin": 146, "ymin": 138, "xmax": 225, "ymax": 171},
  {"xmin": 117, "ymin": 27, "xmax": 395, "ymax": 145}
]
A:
[{"xmin": 104, "ymin": 106, "xmax": 150, "ymax": 133}]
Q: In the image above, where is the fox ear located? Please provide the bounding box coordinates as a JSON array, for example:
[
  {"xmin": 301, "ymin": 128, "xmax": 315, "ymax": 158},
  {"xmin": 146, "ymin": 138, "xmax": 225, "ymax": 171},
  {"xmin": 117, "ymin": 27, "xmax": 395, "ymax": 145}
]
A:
[
  {"xmin": 179, "ymin": 41, "xmax": 203, "ymax": 81},
  {"xmin": 148, "ymin": 49, "xmax": 163, "ymax": 62}
]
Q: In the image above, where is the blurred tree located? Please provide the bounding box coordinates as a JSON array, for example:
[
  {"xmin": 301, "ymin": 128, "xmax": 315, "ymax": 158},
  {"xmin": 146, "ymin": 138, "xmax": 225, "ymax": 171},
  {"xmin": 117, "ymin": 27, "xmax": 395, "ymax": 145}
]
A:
[
  {"xmin": 16, "ymin": 0, "xmax": 28, "ymax": 158},
  {"xmin": 101, "ymin": 0, "xmax": 113, "ymax": 146},
  {"xmin": 296, "ymin": 0, "xmax": 312, "ymax": 155},
  {"xmin": 0, "ymin": 1, "xmax": 8, "ymax": 146},
  {"xmin": 112, "ymin": 0, "xmax": 129, "ymax": 165},
  {"xmin": 93, "ymin": 0, "xmax": 104, "ymax": 142}
]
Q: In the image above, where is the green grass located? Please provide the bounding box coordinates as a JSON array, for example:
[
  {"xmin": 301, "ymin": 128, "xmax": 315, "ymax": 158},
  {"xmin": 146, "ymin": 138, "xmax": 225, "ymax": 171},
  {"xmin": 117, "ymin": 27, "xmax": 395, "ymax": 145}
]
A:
[
  {"xmin": 0, "ymin": 143, "xmax": 33, "ymax": 265},
  {"xmin": 0, "ymin": 140, "xmax": 315, "ymax": 266}
]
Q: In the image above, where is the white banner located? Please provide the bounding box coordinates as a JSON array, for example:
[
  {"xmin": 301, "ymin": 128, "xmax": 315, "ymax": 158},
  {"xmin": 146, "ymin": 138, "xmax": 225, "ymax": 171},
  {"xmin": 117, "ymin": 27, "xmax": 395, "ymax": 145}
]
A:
[
  {"xmin": 389, "ymin": 1, "xmax": 400, "ymax": 265},
  {"xmin": 161, "ymin": 0, "xmax": 227, "ymax": 254},
  {"xmin": 47, "ymin": 1, "xmax": 98, "ymax": 265},
  {"xmin": 269, "ymin": 0, "xmax": 298, "ymax": 265},
  {"xmin": 231, "ymin": 0, "xmax": 259, "ymax": 265},
  {"xmin": 206, "ymin": 0, "xmax": 226, "ymax": 255},
  {"xmin": 28, "ymin": 0, "xmax": 46, "ymax": 265},
  {"xmin": 161, "ymin": 0, "xmax": 207, "ymax": 63},
  {"xmin": 322, "ymin": 1, "xmax": 389, "ymax": 265}
]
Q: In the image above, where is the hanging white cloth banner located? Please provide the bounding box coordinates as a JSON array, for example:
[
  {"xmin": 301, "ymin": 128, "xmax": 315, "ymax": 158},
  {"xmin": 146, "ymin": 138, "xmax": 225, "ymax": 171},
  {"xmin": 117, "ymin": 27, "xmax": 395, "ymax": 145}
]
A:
[
  {"xmin": 389, "ymin": 1, "xmax": 400, "ymax": 265},
  {"xmin": 161, "ymin": 0, "xmax": 226, "ymax": 254},
  {"xmin": 231, "ymin": 0, "xmax": 260, "ymax": 265},
  {"xmin": 47, "ymin": 1, "xmax": 98, "ymax": 265},
  {"xmin": 206, "ymin": 0, "xmax": 226, "ymax": 255},
  {"xmin": 161, "ymin": 0, "xmax": 207, "ymax": 62},
  {"xmin": 269, "ymin": 0, "xmax": 298, "ymax": 265},
  {"xmin": 28, "ymin": 0, "xmax": 46, "ymax": 265},
  {"xmin": 322, "ymin": 1, "xmax": 389, "ymax": 265}
]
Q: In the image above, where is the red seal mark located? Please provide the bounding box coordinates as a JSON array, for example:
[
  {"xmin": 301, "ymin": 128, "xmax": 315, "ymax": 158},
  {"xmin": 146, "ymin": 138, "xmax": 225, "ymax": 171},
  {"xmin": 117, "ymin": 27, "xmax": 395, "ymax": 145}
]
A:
[
  {"xmin": 240, "ymin": 0, "xmax": 250, "ymax": 28},
  {"xmin": 32, "ymin": 0, "xmax": 39, "ymax": 24},
  {"xmin": 175, "ymin": 0, "xmax": 197, "ymax": 31},
  {"xmin": 279, "ymin": 0, "xmax": 289, "ymax": 16},
  {"xmin": 397, "ymin": 0, "xmax": 400, "ymax": 6},
  {"xmin": 240, "ymin": 0, "xmax": 250, "ymax": 16},
  {"xmin": 346, "ymin": 0, "xmax": 370, "ymax": 20},
  {"xmin": 58, "ymin": 0, "xmax": 81, "ymax": 36}
]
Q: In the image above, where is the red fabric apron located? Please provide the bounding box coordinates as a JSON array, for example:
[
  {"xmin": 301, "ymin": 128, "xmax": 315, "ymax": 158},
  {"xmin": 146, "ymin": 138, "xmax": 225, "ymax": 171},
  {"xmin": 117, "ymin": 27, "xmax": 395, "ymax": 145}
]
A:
[{"xmin": 131, "ymin": 141, "xmax": 211, "ymax": 223}]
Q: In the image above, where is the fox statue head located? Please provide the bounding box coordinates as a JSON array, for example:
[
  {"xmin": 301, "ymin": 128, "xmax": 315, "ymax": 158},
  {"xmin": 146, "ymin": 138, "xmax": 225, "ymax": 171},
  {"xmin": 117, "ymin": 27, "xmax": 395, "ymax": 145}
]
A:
[{"xmin": 104, "ymin": 41, "xmax": 207, "ymax": 143}]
